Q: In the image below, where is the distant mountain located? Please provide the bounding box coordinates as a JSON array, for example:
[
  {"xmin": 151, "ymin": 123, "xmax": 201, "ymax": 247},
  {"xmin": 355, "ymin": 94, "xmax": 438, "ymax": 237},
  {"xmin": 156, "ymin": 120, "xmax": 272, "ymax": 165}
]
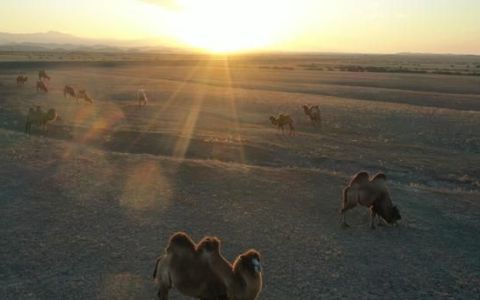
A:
[{"xmin": 0, "ymin": 31, "xmax": 182, "ymax": 52}]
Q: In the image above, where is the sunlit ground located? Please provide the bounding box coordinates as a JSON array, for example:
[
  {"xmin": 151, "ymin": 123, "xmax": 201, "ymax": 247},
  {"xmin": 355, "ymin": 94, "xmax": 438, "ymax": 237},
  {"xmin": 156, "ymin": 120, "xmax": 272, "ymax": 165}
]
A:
[{"xmin": 1, "ymin": 53, "xmax": 479, "ymax": 299}]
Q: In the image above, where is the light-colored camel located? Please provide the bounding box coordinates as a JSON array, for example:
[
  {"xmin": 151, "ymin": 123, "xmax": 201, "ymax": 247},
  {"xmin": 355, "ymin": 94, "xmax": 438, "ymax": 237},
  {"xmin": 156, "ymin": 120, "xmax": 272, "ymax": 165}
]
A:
[{"xmin": 137, "ymin": 89, "xmax": 148, "ymax": 107}]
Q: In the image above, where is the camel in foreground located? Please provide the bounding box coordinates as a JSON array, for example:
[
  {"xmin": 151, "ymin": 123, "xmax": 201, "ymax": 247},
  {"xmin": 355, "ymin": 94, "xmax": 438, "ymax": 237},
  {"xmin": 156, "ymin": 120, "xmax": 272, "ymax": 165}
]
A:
[
  {"xmin": 197, "ymin": 236, "xmax": 263, "ymax": 300},
  {"xmin": 152, "ymin": 232, "xmax": 227, "ymax": 300}
]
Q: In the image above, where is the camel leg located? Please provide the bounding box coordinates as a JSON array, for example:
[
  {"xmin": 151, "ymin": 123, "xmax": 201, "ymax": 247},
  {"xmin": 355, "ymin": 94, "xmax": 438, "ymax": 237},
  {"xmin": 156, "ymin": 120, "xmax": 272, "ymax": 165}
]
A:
[
  {"xmin": 369, "ymin": 207, "xmax": 376, "ymax": 229},
  {"xmin": 340, "ymin": 211, "xmax": 350, "ymax": 228},
  {"xmin": 377, "ymin": 215, "xmax": 387, "ymax": 227},
  {"xmin": 157, "ymin": 286, "xmax": 169, "ymax": 300},
  {"xmin": 340, "ymin": 207, "xmax": 352, "ymax": 228}
]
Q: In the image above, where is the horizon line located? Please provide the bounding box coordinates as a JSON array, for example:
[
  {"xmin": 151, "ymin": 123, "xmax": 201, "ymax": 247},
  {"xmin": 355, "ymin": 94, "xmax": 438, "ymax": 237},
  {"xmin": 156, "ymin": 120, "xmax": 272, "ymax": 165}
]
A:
[{"xmin": 1, "ymin": 30, "xmax": 479, "ymax": 57}]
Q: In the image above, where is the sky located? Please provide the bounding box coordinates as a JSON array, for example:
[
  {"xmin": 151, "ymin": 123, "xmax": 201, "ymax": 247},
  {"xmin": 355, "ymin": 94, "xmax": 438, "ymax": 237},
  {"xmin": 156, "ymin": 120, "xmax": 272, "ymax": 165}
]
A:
[{"xmin": 0, "ymin": 0, "xmax": 479, "ymax": 53}]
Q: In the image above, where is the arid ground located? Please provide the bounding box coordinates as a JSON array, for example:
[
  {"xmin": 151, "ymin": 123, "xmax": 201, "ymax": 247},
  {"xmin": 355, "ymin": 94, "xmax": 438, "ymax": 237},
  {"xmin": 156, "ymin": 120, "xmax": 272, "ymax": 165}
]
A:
[{"xmin": 1, "ymin": 53, "xmax": 479, "ymax": 299}]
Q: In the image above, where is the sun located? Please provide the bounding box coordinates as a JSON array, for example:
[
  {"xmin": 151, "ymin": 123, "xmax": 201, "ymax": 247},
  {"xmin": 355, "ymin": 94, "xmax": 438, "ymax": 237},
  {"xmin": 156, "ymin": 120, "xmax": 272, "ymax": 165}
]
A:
[{"xmin": 165, "ymin": 0, "xmax": 293, "ymax": 53}]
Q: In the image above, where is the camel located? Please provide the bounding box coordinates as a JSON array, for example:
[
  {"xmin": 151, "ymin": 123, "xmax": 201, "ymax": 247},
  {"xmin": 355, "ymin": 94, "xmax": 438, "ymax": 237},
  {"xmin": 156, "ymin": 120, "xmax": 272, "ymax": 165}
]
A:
[
  {"xmin": 340, "ymin": 172, "xmax": 401, "ymax": 229},
  {"xmin": 77, "ymin": 89, "xmax": 94, "ymax": 104},
  {"xmin": 16, "ymin": 75, "xmax": 28, "ymax": 87},
  {"xmin": 137, "ymin": 88, "xmax": 148, "ymax": 107},
  {"xmin": 302, "ymin": 104, "xmax": 321, "ymax": 128},
  {"xmin": 152, "ymin": 232, "xmax": 228, "ymax": 300},
  {"xmin": 25, "ymin": 106, "xmax": 58, "ymax": 134},
  {"xmin": 38, "ymin": 70, "xmax": 50, "ymax": 81},
  {"xmin": 197, "ymin": 237, "xmax": 263, "ymax": 300},
  {"xmin": 64, "ymin": 85, "xmax": 77, "ymax": 100},
  {"xmin": 269, "ymin": 114, "xmax": 295, "ymax": 136}
]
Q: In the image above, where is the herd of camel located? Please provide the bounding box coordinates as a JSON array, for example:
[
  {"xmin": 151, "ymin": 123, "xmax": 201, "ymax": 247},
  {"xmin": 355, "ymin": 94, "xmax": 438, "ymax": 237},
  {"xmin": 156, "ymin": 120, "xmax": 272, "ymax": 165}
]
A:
[
  {"xmin": 17, "ymin": 70, "xmax": 95, "ymax": 102},
  {"xmin": 18, "ymin": 70, "xmax": 319, "ymax": 136},
  {"xmin": 152, "ymin": 171, "xmax": 400, "ymax": 300},
  {"xmin": 14, "ymin": 70, "xmax": 402, "ymax": 299},
  {"xmin": 269, "ymin": 104, "xmax": 321, "ymax": 136},
  {"xmin": 16, "ymin": 70, "xmax": 149, "ymax": 134}
]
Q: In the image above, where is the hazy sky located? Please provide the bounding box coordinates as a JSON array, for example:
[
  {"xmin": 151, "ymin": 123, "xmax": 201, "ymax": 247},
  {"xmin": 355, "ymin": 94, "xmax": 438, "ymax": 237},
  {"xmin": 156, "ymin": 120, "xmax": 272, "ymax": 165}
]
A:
[{"xmin": 1, "ymin": 0, "xmax": 479, "ymax": 53}]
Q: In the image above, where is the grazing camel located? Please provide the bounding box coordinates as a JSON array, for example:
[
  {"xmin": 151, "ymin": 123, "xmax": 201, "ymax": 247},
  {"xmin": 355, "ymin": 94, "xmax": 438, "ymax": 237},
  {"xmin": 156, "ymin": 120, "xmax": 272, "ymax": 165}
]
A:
[
  {"xmin": 197, "ymin": 237, "xmax": 263, "ymax": 300},
  {"xmin": 302, "ymin": 104, "xmax": 321, "ymax": 127},
  {"xmin": 269, "ymin": 114, "xmax": 295, "ymax": 136},
  {"xmin": 36, "ymin": 80, "xmax": 48, "ymax": 93},
  {"xmin": 77, "ymin": 89, "xmax": 94, "ymax": 104},
  {"xmin": 38, "ymin": 70, "xmax": 50, "ymax": 81},
  {"xmin": 25, "ymin": 106, "xmax": 58, "ymax": 134},
  {"xmin": 368, "ymin": 173, "xmax": 401, "ymax": 226},
  {"xmin": 152, "ymin": 232, "xmax": 228, "ymax": 300},
  {"xmin": 16, "ymin": 75, "xmax": 28, "ymax": 87},
  {"xmin": 340, "ymin": 171, "xmax": 401, "ymax": 229},
  {"xmin": 137, "ymin": 88, "xmax": 148, "ymax": 107},
  {"xmin": 64, "ymin": 85, "xmax": 77, "ymax": 100}
]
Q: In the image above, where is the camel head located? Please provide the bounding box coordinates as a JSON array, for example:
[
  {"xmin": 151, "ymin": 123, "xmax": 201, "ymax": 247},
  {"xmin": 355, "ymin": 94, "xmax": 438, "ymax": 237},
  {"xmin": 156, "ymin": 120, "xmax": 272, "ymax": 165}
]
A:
[
  {"xmin": 46, "ymin": 109, "xmax": 58, "ymax": 122},
  {"xmin": 234, "ymin": 249, "xmax": 262, "ymax": 275},
  {"xmin": 269, "ymin": 116, "xmax": 277, "ymax": 125},
  {"xmin": 375, "ymin": 204, "xmax": 401, "ymax": 225},
  {"xmin": 302, "ymin": 105, "xmax": 311, "ymax": 115},
  {"xmin": 383, "ymin": 205, "xmax": 401, "ymax": 224}
]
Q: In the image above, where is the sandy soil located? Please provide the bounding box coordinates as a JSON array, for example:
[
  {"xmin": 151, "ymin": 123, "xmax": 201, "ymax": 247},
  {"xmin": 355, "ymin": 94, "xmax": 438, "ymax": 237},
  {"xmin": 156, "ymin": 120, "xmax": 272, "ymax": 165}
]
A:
[{"xmin": 0, "ymin": 56, "xmax": 479, "ymax": 299}]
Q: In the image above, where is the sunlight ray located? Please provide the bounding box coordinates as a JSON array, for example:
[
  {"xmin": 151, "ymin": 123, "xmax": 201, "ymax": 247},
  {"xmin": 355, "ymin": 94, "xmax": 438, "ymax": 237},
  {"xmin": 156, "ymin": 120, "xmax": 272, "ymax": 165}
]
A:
[
  {"xmin": 222, "ymin": 57, "xmax": 246, "ymax": 164},
  {"xmin": 125, "ymin": 61, "xmax": 203, "ymax": 152},
  {"xmin": 171, "ymin": 86, "xmax": 206, "ymax": 159},
  {"xmin": 171, "ymin": 59, "xmax": 213, "ymax": 159}
]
